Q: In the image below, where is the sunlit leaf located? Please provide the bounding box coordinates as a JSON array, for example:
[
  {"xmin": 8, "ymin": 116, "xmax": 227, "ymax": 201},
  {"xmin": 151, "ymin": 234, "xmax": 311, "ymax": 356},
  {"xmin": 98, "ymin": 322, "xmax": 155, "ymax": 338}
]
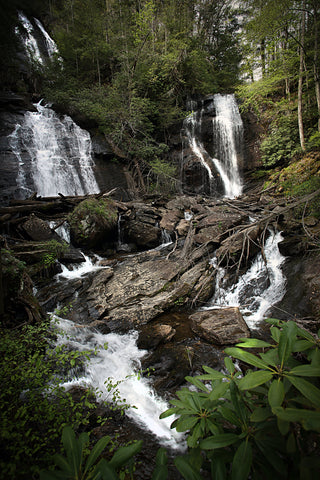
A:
[
  {"xmin": 209, "ymin": 381, "xmax": 229, "ymax": 401},
  {"xmin": 224, "ymin": 356, "xmax": 236, "ymax": 373},
  {"xmin": 268, "ymin": 379, "xmax": 284, "ymax": 407},
  {"xmin": 238, "ymin": 370, "xmax": 273, "ymax": 390},
  {"xmin": 289, "ymin": 365, "xmax": 320, "ymax": 377},
  {"xmin": 235, "ymin": 339, "xmax": 272, "ymax": 348},
  {"xmin": 278, "ymin": 321, "xmax": 297, "ymax": 367},
  {"xmin": 185, "ymin": 376, "xmax": 210, "ymax": 392},
  {"xmin": 224, "ymin": 348, "xmax": 271, "ymax": 370},
  {"xmin": 109, "ymin": 440, "xmax": 143, "ymax": 469},
  {"xmin": 175, "ymin": 415, "xmax": 199, "ymax": 433},
  {"xmin": 287, "ymin": 376, "xmax": 320, "ymax": 408}
]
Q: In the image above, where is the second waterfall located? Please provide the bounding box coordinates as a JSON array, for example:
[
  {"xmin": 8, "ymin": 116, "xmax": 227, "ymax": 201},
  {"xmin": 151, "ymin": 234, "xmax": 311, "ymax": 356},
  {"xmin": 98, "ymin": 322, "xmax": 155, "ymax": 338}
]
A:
[{"xmin": 182, "ymin": 94, "xmax": 243, "ymax": 198}]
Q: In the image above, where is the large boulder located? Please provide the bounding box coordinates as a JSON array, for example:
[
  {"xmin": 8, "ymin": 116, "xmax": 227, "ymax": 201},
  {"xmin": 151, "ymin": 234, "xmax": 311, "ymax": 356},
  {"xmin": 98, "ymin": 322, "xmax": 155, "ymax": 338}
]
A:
[
  {"xmin": 190, "ymin": 307, "xmax": 250, "ymax": 345},
  {"xmin": 122, "ymin": 204, "xmax": 161, "ymax": 249},
  {"xmin": 68, "ymin": 198, "xmax": 118, "ymax": 249}
]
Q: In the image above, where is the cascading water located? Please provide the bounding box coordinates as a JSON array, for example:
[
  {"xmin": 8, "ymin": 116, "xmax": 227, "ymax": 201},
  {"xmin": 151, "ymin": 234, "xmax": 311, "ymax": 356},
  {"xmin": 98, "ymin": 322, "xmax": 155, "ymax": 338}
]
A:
[
  {"xmin": 184, "ymin": 101, "xmax": 214, "ymax": 185},
  {"xmin": 53, "ymin": 317, "xmax": 183, "ymax": 450},
  {"xmin": 16, "ymin": 12, "xmax": 44, "ymax": 64},
  {"xmin": 211, "ymin": 94, "xmax": 243, "ymax": 198},
  {"xmin": 205, "ymin": 231, "xmax": 286, "ymax": 329},
  {"xmin": 9, "ymin": 101, "xmax": 100, "ymax": 197},
  {"xmin": 182, "ymin": 94, "xmax": 243, "ymax": 198}
]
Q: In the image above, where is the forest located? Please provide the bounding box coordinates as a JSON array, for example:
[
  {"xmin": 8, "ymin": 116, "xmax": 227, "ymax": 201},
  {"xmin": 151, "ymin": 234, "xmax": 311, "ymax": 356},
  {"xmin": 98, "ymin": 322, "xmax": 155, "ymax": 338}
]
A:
[{"xmin": 0, "ymin": 0, "xmax": 320, "ymax": 479}]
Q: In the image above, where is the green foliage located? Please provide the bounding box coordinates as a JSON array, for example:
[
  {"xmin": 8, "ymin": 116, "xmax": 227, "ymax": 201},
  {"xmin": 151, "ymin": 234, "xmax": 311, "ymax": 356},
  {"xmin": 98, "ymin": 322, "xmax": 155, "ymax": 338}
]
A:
[
  {"xmin": 161, "ymin": 319, "xmax": 320, "ymax": 479},
  {"xmin": 40, "ymin": 240, "xmax": 69, "ymax": 267},
  {"xmin": 40, "ymin": 425, "xmax": 143, "ymax": 480},
  {"xmin": 260, "ymin": 119, "xmax": 300, "ymax": 167},
  {"xmin": 0, "ymin": 320, "xmax": 97, "ymax": 478}
]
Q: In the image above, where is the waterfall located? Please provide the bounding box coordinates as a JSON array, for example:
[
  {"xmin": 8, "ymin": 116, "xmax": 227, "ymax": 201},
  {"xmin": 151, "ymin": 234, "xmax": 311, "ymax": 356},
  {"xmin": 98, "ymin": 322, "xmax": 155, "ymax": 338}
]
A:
[
  {"xmin": 206, "ymin": 231, "xmax": 286, "ymax": 329},
  {"xmin": 9, "ymin": 101, "xmax": 100, "ymax": 197},
  {"xmin": 182, "ymin": 94, "xmax": 243, "ymax": 198},
  {"xmin": 16, "ymin": 12, "xmax": 44, "ymax": 64},
  {"xmin": 211, "ymin": 94, "xmax": 243, "ymax": 198},
  {"xmin": 184, "ymin": 101, "xmax": 214, "ymax": 184}
]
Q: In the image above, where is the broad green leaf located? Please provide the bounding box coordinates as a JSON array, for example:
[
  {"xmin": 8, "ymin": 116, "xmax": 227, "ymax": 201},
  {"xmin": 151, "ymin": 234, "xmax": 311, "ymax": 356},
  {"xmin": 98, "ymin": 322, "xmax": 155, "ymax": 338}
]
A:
[
  {"xmin": 235, "ymin": 338, "xmax": 272, "ymax": 348},
  {"xmin": 265, "ymin": 318, "xmax": 281, "ymax": 326},
  {"xmin": 231, "ymin": 441, "xmax": 252, "ymax": 480},
  {"xmin": 278, "ymin": 321, "xmax": 297, "ymax": 367},
  {"xmin": 152, "ymin": 449, "xmax": 168, "ymax": 480},
  {"xmin": 259, "ymin": 348, "xmax": 279, "ymax": 366},
  {"xmin": 309, "ymin": 348, "xmax": 320, "ymax": 366},
  {"xmin": 200, "ymin": 433, "xmax": 239, "ymax": 450},
  {"xmin": 219, "ymin": 406, "xmax": 242, "ymax": 427},
  {"xmin": 287, "ymin": 376, "xmax": 320, "ymax": 408},
  {"xmin": 277, "ymin": 417, "xmax": 290, "ymax": 435},
  {"xmin": 170, "ymin": 398, "xmax": 198, "ymax": 413},
  {"xmin": 185, "ymin": 376, "xmax": 209, "ymax": 392},
  {"xmin": 84, "ymin": 435, "xmax": 111, "ymax": 475},
  {"xmin": 229, "ymin": 381, "xmax": 247, "ymax": 425},
  {"xmin": 268, "ymin": 379, "xmax": 284, "ymax": 407},
  {"xmin": 211, "ymin": 457, "xmax": 227, "ymax": 480},
  {"xmin": 109, "ymin": 440, "xmax": 143, "ymax": 469},
  {"xmin": 250, "ymin": 406, "xmax": 271, "ymax": 422},
  {"xmin": 292, "ymin": 339, "xmax": 314, "ymax": 352},
  {"xmin": 61, "ymin": 426, "xmax": 83, "ymax": 475},
  {"xmin": 295, "ymin": 327, "xmax": 316, "ymax": 342},
  {"xmin": 224, "ymin": 356, "xmax": 236, "ymax": 374},
  {"xmin": 254, "ymin": 437, "xmax": 287, "ymax": 475},
  {"xmin": 155, "ymin": 447, "xmax": 167, "ymax": 464},
  {"xmin": 200, "ymin": 366, "xmax": 226, "ymax": 380},
  {"xmin": 96, "ymin": 459, "xmax": 118, "ymax": 480},
  {"xmin": 270, "ymin": 326, "xmax": 281, "ymax": 343},
  {"xmin": 187, "ymin": 422, "xmax": 202, "ymax": 448},
  {"xmin": 289, "ymin": 365, "xmax": 320, "ymax": 377},
  {"xmin": 152, "ymin": 465, "xmax": 168, "ymax": 480},
  {"xmin": 286, "ymin": 432, "xmax": 296, "ymax": 453},
  {"xmin": 52, "ymin": 453, "xmax": 72, "ymax": 474},
  {"xmin": 224, "ymin": 348, "xmax": 271, "ymax": 370},
  {"xmin": 238, "ymin": 370, "xmax": 273, "ymax": 390},
  {"xmin": 160, "ymin": 407, "xmax": 179, "ymax": 419},
  {"xmin": 175, "ymin": 415, "xmax": 199, "ymax": 433},
  {"xmin": 174, "ymin": 456, "xmax": 203, "ymax": 480},
  {"xmin": 209, "ymin": 381, "xmax": 229, "ymax": 401},
  {"xmin": 273, "ymin": 407, "xmax": 320, "ymax": 431}
]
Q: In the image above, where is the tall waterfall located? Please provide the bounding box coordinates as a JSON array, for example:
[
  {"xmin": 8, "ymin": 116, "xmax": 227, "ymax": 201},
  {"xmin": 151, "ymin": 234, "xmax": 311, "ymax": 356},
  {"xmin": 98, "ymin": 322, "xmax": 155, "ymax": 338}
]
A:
[
  {"xmin": 182, "ymin": 94, "xmax": 243, "ymax": 198},
  {"xmin": 9, "ymin": 101, "xmax": 100, "ymax": 197},
  {"xmin": 211, "ymin": 94, "xmax": 243, "ymax": 198}
]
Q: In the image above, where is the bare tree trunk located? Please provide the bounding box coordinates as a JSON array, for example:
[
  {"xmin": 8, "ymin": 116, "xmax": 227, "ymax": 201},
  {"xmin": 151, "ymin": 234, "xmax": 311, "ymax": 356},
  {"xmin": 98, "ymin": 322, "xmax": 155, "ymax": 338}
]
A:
[
  {"xmin": 313, "ymin": 2, "xmax": 320, "ymax": 131},
  {"xmin": 298, "ymin": 0, "xmax": 306, "ymax": 151}
]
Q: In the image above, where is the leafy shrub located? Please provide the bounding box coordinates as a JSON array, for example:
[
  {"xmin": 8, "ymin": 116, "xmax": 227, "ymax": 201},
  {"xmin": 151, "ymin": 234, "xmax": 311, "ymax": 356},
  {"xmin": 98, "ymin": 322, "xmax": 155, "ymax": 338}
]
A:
[
  {"xmin": 40, "ymin": 425, "xmax": 143, "ymax": 480},
  {"xmin": 161, "ymin": 319, "xmax": 320, "ymax": 479},
  {"xmin": 0, "ymin": 320, "xmax": 97, "ymax": 479}
]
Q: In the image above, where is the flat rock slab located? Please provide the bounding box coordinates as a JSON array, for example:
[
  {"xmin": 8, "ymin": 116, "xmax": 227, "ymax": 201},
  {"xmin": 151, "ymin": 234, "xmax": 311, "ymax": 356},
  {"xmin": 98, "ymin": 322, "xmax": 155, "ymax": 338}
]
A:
[{"xmin": 190, "ymin": 307, "xmax": 250, "ymax": 345}]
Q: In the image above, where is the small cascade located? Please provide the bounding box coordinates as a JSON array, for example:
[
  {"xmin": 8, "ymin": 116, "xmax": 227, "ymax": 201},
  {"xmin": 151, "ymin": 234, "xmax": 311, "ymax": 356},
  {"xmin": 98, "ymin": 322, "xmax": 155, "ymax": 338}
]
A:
[
  {"xmin": 182, "ymin": 94, "xmax": 243, "ymax": 198},
  {"xmin": 53, "ymin": 317, "xmax": 184, "ymax": 450},
  {"xmin": 206, "ymin": 231, "xmax": 286, "ymax": 329},
  {"xmin": 9, "ymin": 101, "xmax": 100, "ymax": 197},
  {"xmin": 211, "ymin": 94, "xmax": 243, "ymax": 198}
]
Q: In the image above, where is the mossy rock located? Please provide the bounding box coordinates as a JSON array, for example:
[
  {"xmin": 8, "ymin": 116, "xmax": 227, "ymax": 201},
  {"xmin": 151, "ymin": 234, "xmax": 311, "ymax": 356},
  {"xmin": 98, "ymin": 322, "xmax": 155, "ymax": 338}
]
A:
[{"xmin": 68, "ymin": 198, "xmax": 118, "ymax": 249}]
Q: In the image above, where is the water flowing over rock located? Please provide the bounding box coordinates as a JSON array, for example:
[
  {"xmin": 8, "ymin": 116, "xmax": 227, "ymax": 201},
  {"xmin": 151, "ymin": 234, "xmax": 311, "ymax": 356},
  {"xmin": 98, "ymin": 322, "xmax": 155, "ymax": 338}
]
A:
[
  {"xmin": 181, "ymin": 94, "xmax": 243, "ymax": 198},
  {"xmin": 9, "ymin": 101, "xmax": 100, "ymax": 198}
]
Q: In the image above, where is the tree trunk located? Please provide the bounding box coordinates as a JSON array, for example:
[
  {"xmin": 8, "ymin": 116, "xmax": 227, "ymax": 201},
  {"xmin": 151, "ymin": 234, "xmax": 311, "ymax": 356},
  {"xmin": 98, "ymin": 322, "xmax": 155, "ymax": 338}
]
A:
[
  {"xmin": 298, "ymin": 1, "xmax": 306, "ymax": 151},
  {"xmin": 313, "ymin": 2, "xmax": 320, "ymax": 131}
]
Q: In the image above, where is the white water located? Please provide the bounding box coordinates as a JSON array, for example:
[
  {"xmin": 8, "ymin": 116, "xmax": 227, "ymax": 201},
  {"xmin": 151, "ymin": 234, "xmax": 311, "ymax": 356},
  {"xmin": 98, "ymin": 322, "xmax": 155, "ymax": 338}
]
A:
[
  {"xmin": 57, "ymin": 254, "xmax": 107, "ymax": 280},
  {"xmin": 212, "ymin": 94, "xmax": 243, "ymax": 198},
  {"xmin": 16, "ymin": 12, "xmax": 44, "ymax": 64},
  {"xmin": 183, "ymin": 95, "xmax": 243, "ymax": 198},
  {"xmin": 206, "ymin": 231, "xmax": 286, "ymax": 329},
  {"xmin": 185, "ymin": 104, "xmax": 214, "ymax": 182},
  {"xmin": 9, "ymin": 101, "xmax": 100, "ymax": 197},
  {"xmin": 53, "ymin": 317, "xmax": 183, "ymax": 450},
  {"xmin": 52, "ymin": 258, "xmax": 183, "ymax": 450}
]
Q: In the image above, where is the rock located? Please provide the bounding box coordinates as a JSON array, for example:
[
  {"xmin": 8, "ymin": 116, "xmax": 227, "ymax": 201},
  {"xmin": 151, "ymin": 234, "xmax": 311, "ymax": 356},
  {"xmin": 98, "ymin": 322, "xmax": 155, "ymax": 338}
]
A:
[
  {"xmin": 137, "ymin": 324, "xmax": 176, "ymax": 350},
  {"xmin": 122, "ymin": 205, "xmax": 161, "ymax": 249},
  {"xmin": 215, "ymin": 224, "xmax": 263, "ymax": 266},
  {"xmin": 20, "ymin": 214, "xmax": 54, "ymax": 241},
  {"xmin": 68, "ymin": 198, "xmax": 118, "ymax": 249},
  {"xmin": 190, "ymin": 307, "xmax": 250, "ymax": 345},
  {"xmin": 176, "ymin": 219, "xmax": 190, "ymax": 236}
]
